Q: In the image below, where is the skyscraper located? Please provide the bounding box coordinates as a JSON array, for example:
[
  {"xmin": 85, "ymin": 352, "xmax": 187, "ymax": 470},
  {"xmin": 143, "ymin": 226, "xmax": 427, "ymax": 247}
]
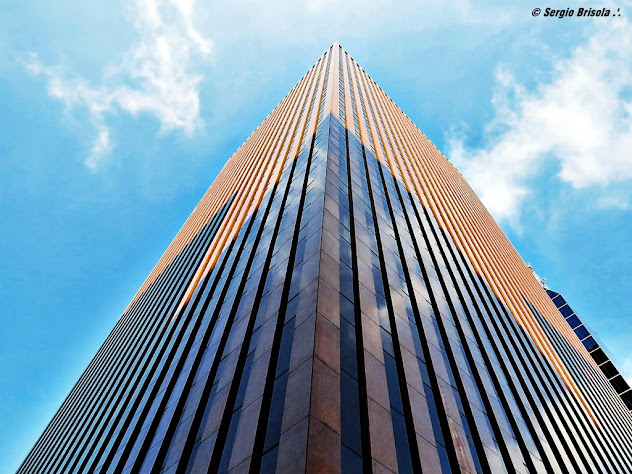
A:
[{"xmin": 19, "ymin": 43, "xmax": 632, "ymax": 473}]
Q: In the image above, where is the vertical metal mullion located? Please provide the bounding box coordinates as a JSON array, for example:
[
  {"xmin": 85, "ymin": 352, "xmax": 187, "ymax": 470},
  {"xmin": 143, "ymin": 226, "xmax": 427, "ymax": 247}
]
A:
[
  {"xmin": 390, "ymin": 108, "xmax": 592, "ymax": 472},
  {"xmin": 207, "ymin": 114, "xmax": 320, "ymax": 474},
  {"xmin": 21, "ymin": 232, "xmax": 190, "ymax": 472},
  {"xmin": 340, "ymin": 48, "xmax": 373, "ymax": 473},
  {"xmin": 416, "ymin": 156, "xmax": 606, "ymax": 472},
  {"xmin": 69, "ymin": 204, "xmax": 233, "ymax": 470},
  {"xmin": 358, "ymin": 66, "xmax": 508, "ymax": 474},
  {"xmin": 542, "ymin": 302, "xmax": 632, "ymax": 461},
  {"xmin": 80, "ymin": 211, "xmax": 237, "ymax": 473}
]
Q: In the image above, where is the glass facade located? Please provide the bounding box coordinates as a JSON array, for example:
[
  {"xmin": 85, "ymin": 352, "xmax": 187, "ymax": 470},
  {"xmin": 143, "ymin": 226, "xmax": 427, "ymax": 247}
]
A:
[{"xmin": 19, "ymin": 44, "xmax": 632, "ymax": 473}]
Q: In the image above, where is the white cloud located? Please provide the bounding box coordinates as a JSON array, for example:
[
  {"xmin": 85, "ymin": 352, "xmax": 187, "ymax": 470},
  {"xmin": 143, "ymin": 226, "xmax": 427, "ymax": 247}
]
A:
[
  {"xmin": 448, "ymin": 17, "xmax": 632, "ymax": 223},
  {"xmin": 27, "ymin": 0, "xmax": 213, "ymax": 170}
]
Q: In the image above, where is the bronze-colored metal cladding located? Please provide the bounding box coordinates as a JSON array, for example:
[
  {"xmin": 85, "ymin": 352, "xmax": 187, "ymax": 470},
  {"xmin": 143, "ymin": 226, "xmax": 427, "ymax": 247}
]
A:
[{"xmin": 20, "ymin": 44, "xmax": 632, "ymax": 474}]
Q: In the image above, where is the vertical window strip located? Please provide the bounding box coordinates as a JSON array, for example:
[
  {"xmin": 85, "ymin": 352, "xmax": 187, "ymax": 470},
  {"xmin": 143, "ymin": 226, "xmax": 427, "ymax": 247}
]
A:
[
  {"xmin": 249, "ymin": 49, "xmax": 332, "ymax": 473},
  {"xmin": 341, "ymin": 49, "xmax": 374, "ymax": 473},
  {"xmin": 468, "ymin": 256, "xmax": 600, "ymax": 473},
  {"xmin": 335, "ymin": 53, "xmax": 365, "ymax": 470},
  {"xmin": 376, "ymin": 69, "xmax": 608, "ymax": 470},
  {"xmin": 362, "ymin": 69, "xmax": 490, "ymax": 473},
  {"xmin": 417, "ymin": 197, "xmax": 563, "ymax": 473},
  {"xmin": 542, "ymin": 299, "xmax": 632, "ymax": 447},
  {"xmin": 523, "ymin": 297, "xmax": 621, "ymax": 471},
  {"xmin": 350, "ymin": 59, "xmax": 422, "ymax": 474},
  {"xmin": 114, "ymin": 190, "xmax": 259, "ymax": 473},
  {"xmin": 192, "ymin": 64, "xmax": 322, "ymax": 474},
  {"xmin": 69, "ymin": 78, "xmax": 298, "ymax": 470}
]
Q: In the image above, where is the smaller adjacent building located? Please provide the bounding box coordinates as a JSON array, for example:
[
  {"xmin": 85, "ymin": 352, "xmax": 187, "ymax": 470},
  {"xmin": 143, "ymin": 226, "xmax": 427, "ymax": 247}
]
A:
[{"xmin": 546, "ymin": 288, "xmax": 632, "ymax": 411}]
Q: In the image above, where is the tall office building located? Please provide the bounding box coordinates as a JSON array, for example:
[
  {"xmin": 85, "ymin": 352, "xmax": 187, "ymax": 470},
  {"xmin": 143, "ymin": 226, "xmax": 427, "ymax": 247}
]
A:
[{"xmin": 20, "ymin": 44, "xmax": 632, "ymax": 473}]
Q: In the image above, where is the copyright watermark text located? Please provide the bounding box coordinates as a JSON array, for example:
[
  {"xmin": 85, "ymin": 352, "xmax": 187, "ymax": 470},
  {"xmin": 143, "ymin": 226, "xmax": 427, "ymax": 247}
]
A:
[{"xmin": 532, "ymin": 7, "xmax": 622, "ymax": 17}]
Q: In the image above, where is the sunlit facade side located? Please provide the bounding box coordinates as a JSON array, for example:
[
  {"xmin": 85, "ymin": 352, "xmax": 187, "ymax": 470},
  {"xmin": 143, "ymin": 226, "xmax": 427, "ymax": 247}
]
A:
[{"xmin": 19, "ymin": 44, "xmax": 632, "ymax": 473}]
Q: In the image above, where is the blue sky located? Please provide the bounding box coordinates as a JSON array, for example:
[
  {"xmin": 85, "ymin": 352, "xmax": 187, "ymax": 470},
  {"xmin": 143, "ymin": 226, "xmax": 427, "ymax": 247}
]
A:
[{"xmin": 1, "ymin": 0, "xmax": 631, "ymax": 471}]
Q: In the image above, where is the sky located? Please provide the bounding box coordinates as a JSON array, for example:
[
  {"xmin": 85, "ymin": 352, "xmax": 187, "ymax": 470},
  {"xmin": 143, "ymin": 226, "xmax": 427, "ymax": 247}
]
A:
[{"xmin": 1, "ymin": 0, "xmax": 631, "ymax": 471}]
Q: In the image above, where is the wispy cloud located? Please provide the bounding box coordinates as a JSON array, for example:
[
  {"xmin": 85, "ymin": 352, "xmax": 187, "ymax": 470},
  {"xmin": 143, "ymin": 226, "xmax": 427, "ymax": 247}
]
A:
[
  {"xmin": 212, "ymin": 0, "xmax": 515, "ymax": 43},
  {"xmin": 448, "ymin": 18, "xmax": 632, "ymax": 223},
  {"xmin": 26, "ymin": 0, "xmax": 212, "ymax": 170}
]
